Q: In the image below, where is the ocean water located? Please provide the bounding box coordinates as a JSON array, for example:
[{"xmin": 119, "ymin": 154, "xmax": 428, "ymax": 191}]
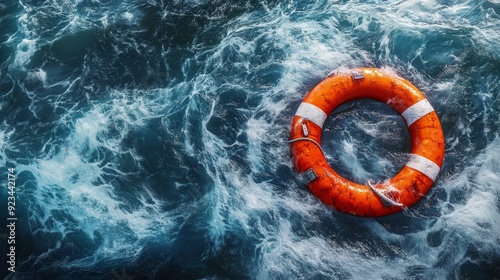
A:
[{"xmin": 1, "ymin": 0, "xmax": 499, "ymax": 279}]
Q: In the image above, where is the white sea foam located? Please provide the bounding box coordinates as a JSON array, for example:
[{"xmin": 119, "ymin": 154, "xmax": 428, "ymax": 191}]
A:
[
  {"xmin": 17, "ymin": 89, "xmax": 183, "ymax": 266},
  {"xmin": 438, "ymin": 138, "xmax": 500, "ymax": 248},
  {"xmin": 0, "ymin": 126, "xmax": 15, "ymax": 167},
  {"xmin": 13, "ymin": 38, "xmax": 36, "ymax": 67}
]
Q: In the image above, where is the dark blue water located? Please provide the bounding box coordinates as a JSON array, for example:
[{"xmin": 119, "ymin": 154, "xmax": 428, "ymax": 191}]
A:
[{"xmin": 1, "ymin": 0, "xmax": 500, "ymax": 279}]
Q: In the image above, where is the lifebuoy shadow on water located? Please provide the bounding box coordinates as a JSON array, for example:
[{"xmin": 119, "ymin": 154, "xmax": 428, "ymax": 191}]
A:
[{"xmin": 290, "ymin": 68, "xmax": 445, "ymax": 217}]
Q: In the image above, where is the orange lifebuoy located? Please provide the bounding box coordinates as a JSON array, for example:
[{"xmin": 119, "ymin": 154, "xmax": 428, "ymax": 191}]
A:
[{"xmin": 290, "ymin": 68, "xmax": 445, "ymax": 217}]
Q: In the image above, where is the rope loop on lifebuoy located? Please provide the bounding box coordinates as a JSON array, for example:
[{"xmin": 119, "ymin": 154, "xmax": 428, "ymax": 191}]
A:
[{"xmin": 289, "ymin": 68, "xmax": 445, "ymax": 217}]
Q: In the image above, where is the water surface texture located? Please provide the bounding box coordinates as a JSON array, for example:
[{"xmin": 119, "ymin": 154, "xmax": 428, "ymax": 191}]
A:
[{"xmin": 1, "ymin": 0, "xmax": 500, "ymax": 279}]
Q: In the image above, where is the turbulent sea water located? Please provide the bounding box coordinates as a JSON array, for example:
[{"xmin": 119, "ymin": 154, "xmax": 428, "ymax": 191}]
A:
[{"xmin": 1, "ymin": 0, "xmax": 500, "ymax": 279}]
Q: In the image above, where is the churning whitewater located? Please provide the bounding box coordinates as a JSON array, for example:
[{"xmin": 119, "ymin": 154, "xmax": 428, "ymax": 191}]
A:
[{"xmin": 1, "ymin": 0, "xmax": 499, "ymax": 279}]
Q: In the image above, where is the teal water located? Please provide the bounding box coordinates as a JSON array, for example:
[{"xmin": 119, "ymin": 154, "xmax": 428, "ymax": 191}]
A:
[{"xmin": 1, "ymin": 0, "xmax": 499, "ymax": 279}]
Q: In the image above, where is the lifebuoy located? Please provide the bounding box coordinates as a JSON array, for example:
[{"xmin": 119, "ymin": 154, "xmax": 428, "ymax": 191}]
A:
[{"xmin": 289, "ymin": 68, "xmax": 445, "ymax": 217}]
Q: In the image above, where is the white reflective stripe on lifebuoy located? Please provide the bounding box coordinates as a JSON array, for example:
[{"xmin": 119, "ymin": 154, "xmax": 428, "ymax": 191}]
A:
[
  {"xmin": 402, "ymin": 99, "xmax": 435, "ymax": 126},
  {"xmin": 405, "ymin": 154, "xmax": 440, "ymax": 182},
  {"xmin": 295, "ymin": 102, "xmax": 327, "ymax": 128}
]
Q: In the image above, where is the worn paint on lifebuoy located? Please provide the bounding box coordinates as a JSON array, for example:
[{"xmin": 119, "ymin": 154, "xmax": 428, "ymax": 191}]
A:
[{"xmin": 290, "ymin": 68, "xmax": 445, "ymax": 217}]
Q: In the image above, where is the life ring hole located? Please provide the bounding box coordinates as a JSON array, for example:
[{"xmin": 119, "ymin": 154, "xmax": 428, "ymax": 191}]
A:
[{"xmin": 321, "ymin": 99, "xmax": 412, "ymax": 185}]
